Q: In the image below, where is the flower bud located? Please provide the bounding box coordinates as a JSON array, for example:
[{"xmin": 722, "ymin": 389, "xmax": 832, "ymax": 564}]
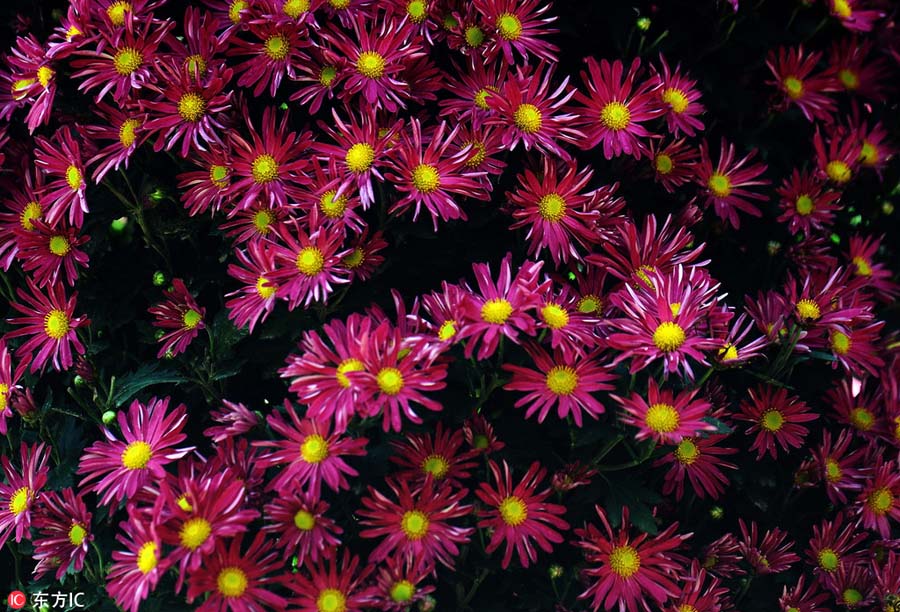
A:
[
  {"xmin": 102, "ymin": 410, "xmax": 117, "ymax": 425},
  {"xmin": 636, "ymin": 17, "xmax": 651, "ymax": 31}
]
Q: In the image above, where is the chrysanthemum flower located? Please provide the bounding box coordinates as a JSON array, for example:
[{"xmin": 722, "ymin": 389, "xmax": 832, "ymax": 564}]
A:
[
  {"xmin": 765, "ymin": 46, "xmax": 838, "ymax": 122},
  {"xmin": 33, "ymin": 126, "xmax": 88, "ymax": 228},
  {"xmin": 654, "ymin": 434, "xmax": 738, "ymax": 500},
  {"xmin": 185, "ymin": 532, "xmax": 287, "ymax": 611},
  {"xmin": 824, "ymin": 37, "xmax": 891, "ymax": 101},
  {"xmin": 507, "ymin": 157, "xmax": 602, "ymax": 265},
  {"xmin": 463, "ymin": 413, "xmax": 505, "ymax": 454},
  {"xmin": 736, "ymin": 385, "xmax": 818, "ymax": 459},
  {"xmin": 177, "ymin": 147, "xmax": 234, "ymax": 216},
  {"xmin": 788, "ymin": 234, "xmax": 841, "ymax": 276},
  {"xmin": 70, "ymin": 16, "xmax": 173, "ymax": 104},
  {"xmin": 775, "ymin": 168, "xmax": 841, "ymax": 235},
  {"xmin": 474, "ymin": 0, "xmax": 559, "ymax": 64},
  {"xmin": 820, "ymin": 320, "xmax": 885, "ymax": 377},
  {"xmin": 784, "ymin": 267, "xmax": 868, "ymax": 330},
  {"xmin": 203, "ymin": 400, "xmax": 261, "ymax": 444},
  {"xmin": 503, "ymin": 343, "xmax": 614, "ymax": 427},
  {"xmin": 225, "ymin": 239, "xmax": 279, "ymax": 333},
  {"xmin": 0, "ymin": 442, "xmax": 50, "ymax": 549},
  {"xmin": 229, "ymin": 21, "xmax": 309, "ymax": 97},
  {"xmin": 295, "ymin": 158, "xmax": 367, "ymax": 235},
  {"xmin": 457, "ymin": 253, "xmax": 544, "ymax": 360},
  {"xmin": 15, "ymin": 220, "xmax": 89, "ymax": 287},
  {"xmin": 390, "ymin": 422, "xmax": 479, "ymax": 488},
  {"xmin": 228, "ymin": 106, "xmax": 313, "ymax": 211},
  {"xmin": 385, "ymin": 119, "xmax": 486, "ymax": 229},
  {"xmin": 263, "ymin": 490, "xmax": 343, "ymax": 563},
  {"xmin": 270, "ymin": 222, "xmax": 351, "ymax": 309},
  {"xmin": 695, "ymin": 138, "xmax": 770, "ymax": 229},
  {"xmin": 322, "ymin": 13, "xmax": 424, "ymax": 112},
  {"xmin": 827, "ymin": 562, "xmax": 875, "ymax": 608},
  {"xmin": 649, "ymin": 139, "xmax": 698, "ymax": 192},
  {"xmin": 714, "ymin": 312, "xmax": 769, "ymax": 366},
  {"xmin": 148, "ymin": 278, "xmax": 206, "ymax": 358},
  {"xmin": 219, "ymin": 203, "xmax": 287, "ymax": 244},
  {"xmin": 369, "ymin": 555, "xmax": 436, "ymax": 612},
  {"xmin": 851, "ymin": 114, "xmax": 895, "ymax": 177},
  {"xmin": 855, "ymin": 457, "xmax": 900, "ymax": 538},
  {"xmin": 487, "ymin": 63, "xmax": 583, "ymax": 161},
  {"xmin": 827, "ymin": 0, "xmax": 884, "ymax": 32},
  {"xmin": 82, "ymin": 102, "xmax": 149, "ymax": 182},
  {"xmin": 0, "ymin": 341, "xmax": 21, "ymax": 435},
  {"xmin": 4, "ymin": 34, "xmax": 58, "ymax": 133},
  {"xmin": 31, "ymin": 488, "xmax": 93, "ymax": 580},
  {"xmin": 813, "ymin": 126, "xmax": 861, "ymax": 186},
  {"xmin": 440, "ymin": 57, "xmax": 508, "ymax": 124},
  {"xmin": 535, "ymin": 283, "xmax": 601, "ymax": 356},
  {"xmin": 358, "ymin": 476, "xmax": 473, "ymax": 569},
  {"xmin": 4, "ymin": 278, "xmax": 88, "ymax": 373},
  {"xmin": 615, "ymin": 379, "xmax": 715, "ymax": 444},
  {"xmin": 106, "ymin": 512, "xmax": 169, "ymax": 612},
  {"xmin": 288, "ymin": 46, "xmax": 342, "ymax": 114},
  {"xmin": 701, "ymin": 533, "xmax": 743, "ymax": 578},
  {"xmin": 352, "ymin": 320, "xmax": 449, "ymax": 432},
  {"xmin": 166, "ymin": 6, "xmax": 226, "ymax": 75},
  {"xmin": 666, "ymin": 561, "xmax": 729, "ymax": 612},
  {"xmin": 847, "ymin": 234, "xmax": 900, "ymax": 300},
  {"xmin": 812, "ymin": 429, "xmax": 869, "ymax": 504},
  {"xmin": 475, "ymin": 460, "xmax": 569, "ymax": 569},
  {"xmin": 574, "ymin": 505, "xmax": 690, "ymax": 612},
  {"xmin": 779, "ymin": 575, "xmax": 831, "ymax": 612},
  {"xmin": 572, "ymin": 57, "xmax": 663, "ymax": 160},
  {"xmin": 737, "ymin": 519, "xmax": 800, "ymax": 574},
  {"xmin": 606, "ymin": 265, "xmax": 720, "ymax": 380},
  {"xmin": 653, "ymin": 54, "xmax": 705, "ymax": 136},
  {"xmin": 77, "ymin": 397, "xmax": 192, "ymax": 507},
  {"xmin": 806, "ymin": 512, "xmax": 867, "ymax": 578},
  {"xmin": 287, "ymin": 549, "xmax": 375, "ymax": 612},
  {"xmin": 257, "ymin": 402, "xmax": 368, "ymax": 496},
  {"xmin": 341, "ymin": 228, "xmax": 388, "ymax": 281},
  {"xmin": 0, "ymin": 168, "xmax": 45, "ymax": 270},
  {"xmin": 142, "ymin": 60, "xmax": 234, "ymax": 158}
]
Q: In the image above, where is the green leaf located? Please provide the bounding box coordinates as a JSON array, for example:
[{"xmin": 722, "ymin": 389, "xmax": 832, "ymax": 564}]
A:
[
  {"xmin": 111, "ymin": 362, "xmax": 188, "ymax": 407},
  {"xmin": 702, "ymin": 416, "xmax": 734, "ymax": 434},
  {"xmin": 809, "ymin": 350, "xmax": 837, "ymax": 362}
]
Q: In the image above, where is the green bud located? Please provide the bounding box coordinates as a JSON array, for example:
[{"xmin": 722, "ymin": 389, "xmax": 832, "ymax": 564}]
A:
[
  {"xmin": 636, "ymin": 16, "xmax": 651, "ymax": 31},
  {"xmin": 164, "ymin": 349, "xmax": 174, "ymax": 360},
  {"xmin": 152, "ymin": 271, "xmax": 166, "ymax": 286},
  {"xmin": 883, "ymin": 201, "xmax": 894, "ymax": 215},
  {"xmin": 73, "ymin": 374, "xmax": 85, "ymax": 387},
  {"xmin": 154, "ymin": 329, "xmax": 166, "ymax": 341},
  {"xmin": 148, "ymin": 187, "xmax": 166, "ymax": 203},
  {"xmin": 766, "ymin": 241, "xmax": 781, "ymax": 256},
  {"xmin": 110, "ymin": 216, "xmax": 128, "ymax": 233},
  {"xmin": 710, "ymin": 506, "xmax": 724, "ymax": 520},
  {"xmin": 102, "ymin": 410, "xmax": 117, "ymax": 425},
  {"xmin": 548, "ymin": 564, "xmax": 564, "ymax": 579}
]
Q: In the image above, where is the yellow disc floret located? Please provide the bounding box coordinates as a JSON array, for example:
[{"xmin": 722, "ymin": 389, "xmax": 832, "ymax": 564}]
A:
[
  {"xmin": 301, "ymin": 434, "xmax": 329, "ymax": 464},
  {"xmin": 608, "ymin": 545, "xmax": 641, "ymax": 578},
  {"xmin": 662, "ymin": 88, "xmax": 689, "ymax": 113},
  {"xmin": 499, "ymin": 496, "xmax": 528, "ymax": 526},
  {"xmin": 411, "ymin": 164, "xmax": 441, "ymax": 194},
  {"xmin": 121, "ymin": 440, "xmax": 153, "ymax": 470},
  {"xmin": 377, "ymin": 367, "xmax": 404, "ymax": 395},
  {"xmin": 707, "ymin": 173, "xmax": 732, "ymax": 197},
  {"xmin": 645, "ymin": 403, "xmax": 680, "ymax": 434},
  {"xmin": 179, "ymin": 517, "xmax": 212, "ymax": 550},
  {"xmin": 217, "ymin": 567, "xmax": 248, "ymax": 598},
  {"xmin": 600, "ymin": 102, "xmax": 631, "ymax": 131},
  {"xmin": 295, "ymin": 247, "xmax": 325, "ymax": 276},
  {"xmin": 356, "ymin": 51, "xmax": 386, "ymax": 79},
  {"xmin": 513, "ymin": 103, "xmax": 542, "ymax": 134},
  {"xmin": 496, "ymin": 13, "xmax": 523, "ymax": 40},
  {"xmin": 251, "ymin": 154, "xmax": 279, "ymax": 184},
  {"xmin": 400, "ymin": 510, "xmax": 430, "ymax": 540},
  {"xmin": 481, "ymin": 298, "xmax": 513, "ymax": 324},
  {"xmin": 178, "ymin": 92, "xmax": 207, "ymax": 122},
  {"xmin": 545, "ymin": 366, "xmax": 578, "ymax": 396},
  {"xmin": 537, "ymin": 193, "xmax": 566, "ymax": 222},
  {"xmin": 44, "ymin": 309, "xmax": 70, "ymax": 340},
  {"xmin": 653, "ymin": 321, "xmax": 686, "ymax": 352},
  {"xmin": 113, "ymin": 47, "xmax": 143, "ymax": 75},
  {"xmin": 345, "ymin": 143, "xmax": 375, "ymax": 173}
]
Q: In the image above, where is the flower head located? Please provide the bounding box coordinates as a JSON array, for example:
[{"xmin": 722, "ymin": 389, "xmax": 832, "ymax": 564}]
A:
[
  {"xmin": 0, "ymin": 442, "xmax": 50, "ymax": 549},
  {"xmin": 615, "ymin": 378, "xmax": 715, "ymax": 444},
  {"xmin": 736, "ymin": 385, "xmax": 818, "ymax": 459},
  {"xmin": 148, "ymin": 278, "xmax": 205, "ymax": 358},
  {"xmin": 695, "ymin": 138, "xmax": 770, "ymax": 229}
]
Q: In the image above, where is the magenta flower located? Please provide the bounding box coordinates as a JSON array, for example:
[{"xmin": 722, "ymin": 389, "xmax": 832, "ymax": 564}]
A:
[
  {"xmin": 177, "ymin": 147, "xmax": 234, "ymax": 216},
  {"xmin": 263, "ymin": 490, "xmax": 343, "ymax": 563},
  {"xmin": 813, "ymin": 125, "xmax": 861, "ymax": 186},
  {"xmin": 287, "ymin": 549, "xmax": 375, "ymax": 612},
  {"xmin": 806, "ymin": 512, "xmax": 867, "ymax": 577},
  {"xmin": 503, "ymin": 343, "xmax": 614, "ymax": 427},
  {"xmin": 229, "ymin": 21, "xmax": 309, "ymax": 96},
  {"xmin": 148, "ymin": 278, "xmax": 205, "ymax": 358},
  {"xmin": 15, "ymin": 219, "xmax": 89, "ymax": 287},
  {"xmin": 440, "ymin": 57, "xmax": 508, "ymax": 125},
  {"xmin": 654, "ymin": 434, "xmax": 738, "ymax": 501},
  {"xmin": 31, "ymin": 488, "xmax": 93, "ymax": 580},
  {"xmin": 476, "ymin": 460, "xmax": 569, "ymax": 569},
  {"xmin": 369, "ymin": 555, "xmax": 436, "ymax": 612},
  {"xmin": 614, "ymin": 379, "xmax": 715, "ymax": 444},
  {"xmin": 847, "ymin": 234, "xmax": 900, "ymax": 300},
  {"xmin": 812, "ymin": 429, "xmax": 868, "ymax": 505},
  {"xmin": 766, "ymin": 45, "xmax": 838, "ymax": 122},
  {"xmin": 649, "ymin": 139, "xmax": 698, "ymax": 192},
  {"xmin": 653, "ymin": 54, "xmax": 705, "ymax": 137},
  {"xmin": 737, "ymin": 519, "xmax": 800, "ymax": 574},
  {"xmin": 82, "ymin": 102, "xmax": 149, "ymax": 182},
  {"xmin": 855, "ymin": 457, "xmax": 900, "ymax": 538},
  {"xmin": 736, "ymin": 385, "xmax": 818, "ymax": 459},
  {"xmin": 473, "ymin": 0, "xmax": 559, "ymax": 64},
  {"xmin": 77, "ymin": 397, "xmax": 193, "ymax": 507},
  {"xmin": 4, "ymin": 278, "xmax": 88, "ymax": 373},
  {"xmin": 695, "ymin": 137, "xmax": 770, "ymax": 229},
  {"xmin": 33, "ymin": 125, "xmax": 88, "ymax": 228},
  {"xmin": 106, "ymin": 511, "xmax": 168, "ymax": 612},
  {"xmin": 776, "ymin": 168, "xmax": 841, "ymax": 235},
  {"xmin": 389, "ymin": 422, "xmax": 479, "ymax": 488},
  {"xmin": 269, "ymin": 221, "xmax": 351, "ymax": 309},
  {"xmin": 0, "ymin": 442, "xmax": 50, "ymax": 549},
  {"xmin": 203, "ymin": 399, "xmax": 261, "ymax": 444},
  {"xmin": 0, "ymin": 341, "xmax": 21, "ymax": 434},
  {"xmin": 225, "ymin": 239, "xmax": 279, "ymax": 333}
]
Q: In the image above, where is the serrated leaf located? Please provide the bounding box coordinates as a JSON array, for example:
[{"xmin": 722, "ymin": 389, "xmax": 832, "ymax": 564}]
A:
[{"xmin": 111, "ymin": 363, "xmax": 188, "ymax": 407}]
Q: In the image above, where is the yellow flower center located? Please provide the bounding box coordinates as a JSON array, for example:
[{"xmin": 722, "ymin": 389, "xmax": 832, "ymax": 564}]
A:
[
  {"xmin": 407, "ymin": 0, "xmax": 427, "ymax": 23},
  {"xmin": 107, "ymin": 1, "xmax": 132, "ymax": 26},
  {"xmin": 608, "ymin": 545, "xmax": 641, "ymax": 578},
  {"xmin": 177, "ymin": 92, "xmax": 206, "ymax": 122},
  {"xmin": 252, "ymin": 210, "xmax": 272, "ymax": 234},
  {"xmin": 177, "ymin": 494, "xmax": 193, "ymax": 512},
  {"xmin": 356, "ymin": 51, "xmax": 385, "ymax": 79},
  {"xmin": 300, "ymin": 434, "xmax": 329, "ymax": 464},
  {"xmin": 37, "ymin": 66, "xmax": 54, "ymax": 89},
  {"xmin": 9, "ymin": 486, "xmax": 29, "ymax": 515},
  {"xmin": 229, "ymin": 0, "xmax": 248, "ymax": 24},
  {"xmin": 832, "ymin": 0, "xmax": 852, "ymax": 19},
  {"xmin": 537, "ymin": 193, "xmax": 566, "ymax": 222},
  {"xmin": 830, "ymin": 331, "xmax": 851, "ymax": 355},
  {"xmin": 282, "ymin": 0, "xmax": 310, "ymax": 18},
  {"xmin": 329, "ymin": 0, "xmax": 350, "ymax": 8},
  {"xmin": 251, "ymin": 154, "xmax": 279, "ymax": 184},
  {"xmin": 184, "ymin": 54, "xmax": 207, "ymax": 76},
  {"xmin": 852, "ymin": 255, "xmax": 872, "ymax": 277},
  {"xmin": 577, "ymin": 295, "xmax": 601, "ymax": 313},
  {"xmin": 438, "ymin": 320, "xmax": 457, "ymax": 341},
  {"xmin": 49, "ymin": 235, "xmax": 70, "ymax": 256},
  {"xmin": 545, "ymin": 366, "xmax": 578, "ymax": 396},
  {"xmin": 319, "ymin": 190, "xmax": 348, "ymax": 218},
  {"xmin": 860, "ymin": 141, "xmax": 879, "ymax": 165},
  {"xmin": 760, "ymin": 409, "xmax": 784, "ymax": 432},
  {"xmin": 850, "ymin": 407, "xmax": 874, "ymax": 431},
  {"xmin": 400, "ymin": 510, "xmax": 430, "ymax": 540},
  {"xmin": 66, "ymin": 165, "xmax": 82, "ymax": 191},
  {"xmin": 825, "ymin": 458, "xmax": 842, "ymax": 482},
  {"xmin": 411, "ymin": 164, "xmax": 441, "ymax": 194},
  {"xmin": 513, "ymin": 103, "xmax": 543, "ymax": 134},
  {"xmin": 795, "ymin": 194, "xmax": 814, "ymax": 215},
  {"xmin": 210, "ymin": 164, "xmax": 229, "ymax": 188},
  {"xmin": 377, "ymin": 367, "xmax": 404, "ymax": 395},
  {"xmin": 474, "ymin": 88, "xmax": 492, "ymax": 110},
  {"xmin": 842, "ymin": 589, "xmax": 862, "ymax": 606},
  {"xmin": 652, "ymin": 321, "xmax": 686, "ymax": 352},
  {"xmin": 119, "ymin": 118, "xmax": 140, "ymax": 148},
  {"xmin": 390, "ymin": 580, "xmax": 416, "ymax": 603},
  {"xmin": 818, "ymin": 548, "xmax": 840, "ymax": 572},
  {"xmin": 182, "ymin": 309, "xmax": 202, "ymax": 330},
  {"xmin": 499, "ymin": 496, "xmax": 528, "ymax": 526},
  {"xmin": 679, "ymin": 606, "xmax": 699, "ymax": 612},
  {"xmin": 675, "ymin": 439, "xmax": 699, "ymax": 465},
  {"xmin": 795, "ymin": 299, "xmax": 821, "ymax": 321},
  {"xmin": 113, "ymin": 47, "xmax": 143, "ymax": 75},
  {"xmin": 540, "ymin": 303, "xmax": 569, "ymax": 329},
  {"xmin": 136, "ymin": 541, "xmax": 158, "ymax": 574},
  {"xmin": 463, "ymin": 140, "xmax": 487, "ymax": 168},
  {"xmin": 121, "ymin": 440, "xmax": 153, "ymax": 470},
  {"xmin": 783, "ymin": 76, "xmax": 804, "ymax": 100},
  {"xmin": 719, "ymin": 344, "xmax": 739, "ymax": 361},
  {"xmin": 481, "ymin": 298, "xmax": 513, "ymax": 324},
  {"xmin": 645, "ymin": 403, "xmax": 680, "ymax": 433},
  {"xmin": 838, "ymin": 68, "xmax": 858, "ymax": 90},
  {"xmin": 256, "ymin": 276, "xmax": 277, "ymax": 299},
  {"xmin": 20, "ymin": 201, "xmax": 42, "ymax": 230},
  {"xmin": 422, "ymin": 454, "xmax": 449, "ymax": 479},
  {"xmin": 869, "ymin": 487, "xmax": 893, "ymax": 515},
  {"xmin": 335, "ymin": 357, "xmax": 364, "ymax": 388},
  {"xmin": 264, "ymin": 35, "xmax": 289, "ymax": 61},
  {"xmin": 67, "ymin": 523, "xmax": 87, "ymax": 546},
  {"xmin": 662, "ymin": 88, "xmax": 689, "ymax": 113},
  {"xmin": 179, "ymin": 517, "xmax": 212, "ymax": 550},
  {"xmin": 708, "ymin": 173, "xmax": 731, "ymax": 197},
  {"xmin": 319, "ymin": 65, "xmax": 338, "ymax": 86},
  {"xmin": 294, "ymin": 509, "xmax": 316, "ymax": 531},
  {"xmin": 295, "ymin": 246, "xmax": 325, "ymax": 276},
  {"xmin": 217, "ymin": 567, "xmax": 248, "ymax": 598},
  {"xmin": 343, "ymin": 248, "xmax": 365, "ymax": 269},
  {"xmin": 316, "ymin": 588, "xmax": 347, "ymax": 612},
  {"xmin": 44, "ymin": 309, "xmax": 70, "ymax": 340},
  {"xmin": 826, "ymin": 160, "xmax": 851, "ymax": 184},
  {"xmin": 0, "ymin": 384, "xmax": 7, "ymax": 411},
  {"xmin": 10, "ymin": 78, "xmax": 35, "ymax": 100},
  {"xmin": 345, "ymin": 143, "xmax": 375, "ymax": 173},
  {"xmin": 600, "ymin": 101, "xmax": 631, "ymax": 130},
  {"xmin": 465, "ymin": 26, "xmax": 485, "ymax": 47},
  {"xmin": 496, "ymin": 13, "xmax": 522, "ymax": 40},
  {"xmin": 655, "ymin": 154, "xmax": 674, "ymax": 175}
]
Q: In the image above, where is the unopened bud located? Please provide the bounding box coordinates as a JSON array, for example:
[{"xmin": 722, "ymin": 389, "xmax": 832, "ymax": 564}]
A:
[
  {"xmin": 102, "ymin": 410, "xmax": 117, "ymax": 425},
  {"xmin": 636, "ymin": 16, "xmax": 651, "ymax": 31}
]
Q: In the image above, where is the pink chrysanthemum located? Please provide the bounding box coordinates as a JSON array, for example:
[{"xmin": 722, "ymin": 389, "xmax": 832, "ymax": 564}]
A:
[
  {"xmin": 263, "ymin": 490, "xmax": 343, "ymax": 563},
  {"xmin": 473, "ymin": 0, "xmax": 559, "ymax": 64},
  {"xmin": 177, "ymin": 147, "xmax": 234, "ymax": 216},
  {"xmin": 0, "ymin": 341, "xmax": 21, "ymax": 434},
  {"xmin": 736, "ymin": 385, "xmax": 818, "ymax": 459},
  {"xmin": 503, "ymin": 342, "xmax": 614, "ymax": 427},
  {"xmin": 229, "ymin": 21, "xmax": 309, "ymax": 97},
  {"xmin": 766, "ymin": 46, "xmax": 838, "ymax": 122},
  {"xmin": 535, "ymin": 283, "xmax": 602, "ymax": 356},
  {"xmin": 369, "ymin": 554, "xmax": 436, "ymax": 611},
  {"xmin": 812, "ymin": 429, "xmax": 869, "ymax": 505},
  {"xmin": 827, "ymin": 0, "xmax": 884, "ymax": 32},
  {"xmin": 33, "ymin": 125, "xmax": 88, "ymax": 228},
  {"xmin": 287, "ymin": 549, "xmax": 375, "ymax": 612},
  {"xmin": 270, "ymin": 221, "xmax": 351, "ymax": 309},
  {"xmin": 203, "ymin": 400, "xmax": 261, "ymax": 444},
  {"xmin": 389, "ymin": 422, "xmax": 479, "ymax": 488},
  {"xmin": 0, "ymin": 442, "xmax": 50, "ymax": 549},
  {"xmin": 614, "ymin": 379, "xmax": 715, "ymax": 444},
  {"xmin": 31, "ymin": 487, "xmax": 93, "ymax": 580},
  {"xmin": 737, "ymin": 519, "xmax": 800, "ymax": 574},
  {"xmin": 475, "ymin": 460, "xmax": 569, "ymax": 569},
  {"xmin": 358, "ymin": 476, "xmax": 473, "ymax": 569},
  {"xmin": 855, "ymin": 457, "xmax": 900, "ymax": 538},
  {"xmin": 148, "ymin": 278, "xmax": 205, "ymax": 358},
  {"xmin": 813, "ymin": 126, "xmax": 861, "ymax": 186},
  {"xmin": 82, "ymin": 102, "xmax": 149, "ymax": 182},
  {"xmin": 653, "ymin": 54, "xmax": 705, "ymax": 137},
  {"xmin": 15, "ymin": 220, "xmax": 89, "ymax": 287},
  {"xmin": 847, "ymin": 234, "xmax": 900, "ymax": 300},
  {"xmin": 776, "ymin": 168, "xmax": 841, "ymax": 235},
  {"xmin": 106, "ymin": 512, "xmax": 169, "ymax": 612},
  {"xmin": 654, "ymin": 434, "xmax": 738, "ymax": 500},
  {"xmin": 77, "ymin": 396, "xmax": 193, "ymax": 507},
  {"xmin": 695, "ymin": 137, "xmax": 770, "ymax": 229},
  {"xmin": 225, "ymin": 239, "xmax": 279, "ymax": 333},
  {"xmin": 649, "ymin": 139, "xmax": 699, "ymax": 192},
  {"xmin": 806, "ymin": 512, "xmax": 867, "ymax": 577}
]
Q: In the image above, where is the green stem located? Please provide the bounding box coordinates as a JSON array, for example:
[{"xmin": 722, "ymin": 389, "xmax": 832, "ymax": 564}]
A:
[
  {"xmin": 598, "ymin": 440, "xmax": 656, "ymax": 472},
  {"xmin": 694, "ymin": 365, "xmax": 716, "ymax": 389},
  {"xmin": 460, "ymin": 568, "xmax": 490, "ymax": 608}
]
